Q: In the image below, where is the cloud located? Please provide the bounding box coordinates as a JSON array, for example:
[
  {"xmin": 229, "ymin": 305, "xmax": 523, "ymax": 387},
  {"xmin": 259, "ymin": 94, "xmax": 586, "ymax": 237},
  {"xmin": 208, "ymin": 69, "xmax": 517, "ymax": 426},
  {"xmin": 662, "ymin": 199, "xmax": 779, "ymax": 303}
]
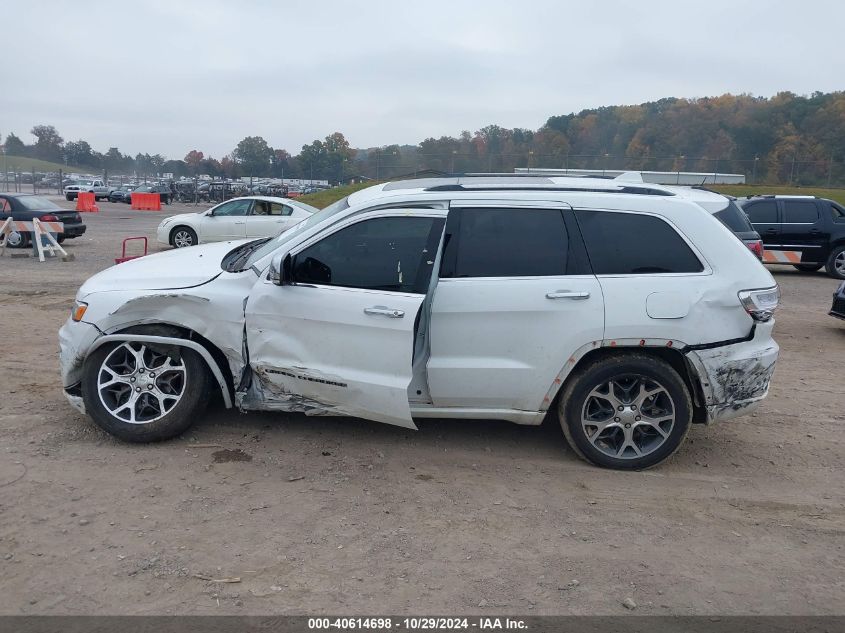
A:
[{"xmin": 1, "ymin": 0, "xmax": 842, "ymax": 158}]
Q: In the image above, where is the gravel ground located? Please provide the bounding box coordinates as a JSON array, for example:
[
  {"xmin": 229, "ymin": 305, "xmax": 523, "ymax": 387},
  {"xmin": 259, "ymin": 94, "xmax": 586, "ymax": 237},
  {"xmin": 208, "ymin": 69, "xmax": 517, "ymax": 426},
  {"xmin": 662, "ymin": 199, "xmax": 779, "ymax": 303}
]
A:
[{"xmin": 0, "ymin": 198, "xmax": 842, "ymax": 615}]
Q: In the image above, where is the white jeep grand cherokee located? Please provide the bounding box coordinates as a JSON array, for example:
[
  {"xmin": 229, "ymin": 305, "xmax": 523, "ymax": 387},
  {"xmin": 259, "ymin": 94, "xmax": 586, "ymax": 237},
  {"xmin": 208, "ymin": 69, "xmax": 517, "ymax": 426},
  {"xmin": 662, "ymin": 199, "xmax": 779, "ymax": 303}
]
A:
[{"xmin": 59, "ymin": 175, "xmax": 780, "ymax": 469}]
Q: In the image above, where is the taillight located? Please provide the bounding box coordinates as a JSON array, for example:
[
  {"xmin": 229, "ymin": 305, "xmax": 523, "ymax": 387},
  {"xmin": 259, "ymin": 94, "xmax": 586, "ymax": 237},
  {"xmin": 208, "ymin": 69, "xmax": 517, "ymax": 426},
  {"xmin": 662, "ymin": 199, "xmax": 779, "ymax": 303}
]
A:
[
  {"xmin": 745, "ymin": 239, "xmax": 764, "ymax": 260},
  {"xmin": 738, "ymin": 287, "xmax": 780, "ymax": 322},
  {"xmin": 40, "ymin": 214, "xmax": 58, "ymax": 222}
]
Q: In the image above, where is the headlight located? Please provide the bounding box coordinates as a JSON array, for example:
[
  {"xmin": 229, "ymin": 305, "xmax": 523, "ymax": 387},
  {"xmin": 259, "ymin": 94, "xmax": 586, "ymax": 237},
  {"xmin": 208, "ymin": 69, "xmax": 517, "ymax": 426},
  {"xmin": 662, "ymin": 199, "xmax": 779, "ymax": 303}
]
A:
[
  {"xmin": 738, "ymin": 287, "xmax": 779, "ymax": 322},
  {"xmin": 159, "ymin": 217, "xmax": 173, "ymax": 227},
  {"xmin": 71, "ymin": 300, "xmax": 88, "ymax": 322}
]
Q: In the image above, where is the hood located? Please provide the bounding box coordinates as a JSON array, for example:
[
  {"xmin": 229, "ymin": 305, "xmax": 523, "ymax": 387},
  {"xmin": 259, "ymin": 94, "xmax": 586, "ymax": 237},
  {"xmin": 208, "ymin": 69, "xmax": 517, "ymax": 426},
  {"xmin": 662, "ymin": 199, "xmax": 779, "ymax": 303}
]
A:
[
  {"xmin": 78, "ymin": 240, "xmax": 249, "ymax": 296},
  {"xmin": 159, "ymin": 211, "xmax": 203, "ymax": 227}
]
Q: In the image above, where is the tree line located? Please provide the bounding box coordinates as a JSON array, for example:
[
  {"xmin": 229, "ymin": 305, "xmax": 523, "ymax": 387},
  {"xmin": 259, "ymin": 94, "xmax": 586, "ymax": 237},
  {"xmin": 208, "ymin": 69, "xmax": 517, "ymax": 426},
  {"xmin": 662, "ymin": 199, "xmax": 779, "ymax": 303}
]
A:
[{"xmin": 3, "ymin": 91, "xmax": 844, "ymax": 185}]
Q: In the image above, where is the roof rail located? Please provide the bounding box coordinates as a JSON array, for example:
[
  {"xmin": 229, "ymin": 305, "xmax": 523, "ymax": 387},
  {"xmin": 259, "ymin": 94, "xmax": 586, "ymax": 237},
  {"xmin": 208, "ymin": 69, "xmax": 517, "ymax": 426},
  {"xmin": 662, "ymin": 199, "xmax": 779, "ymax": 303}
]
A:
[{"xmin": 423, "ymin": 184, "xmax": 675, "ymax": 196}]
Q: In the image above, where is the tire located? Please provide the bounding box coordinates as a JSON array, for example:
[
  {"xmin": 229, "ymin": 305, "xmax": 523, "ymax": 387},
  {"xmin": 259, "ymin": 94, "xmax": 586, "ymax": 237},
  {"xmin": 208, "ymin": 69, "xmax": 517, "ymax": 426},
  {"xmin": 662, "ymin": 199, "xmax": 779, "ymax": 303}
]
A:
[
  {"xmin": 65, "ymin": 194, "xmax": 73, "ymax": 201},
  {"xmin": 825, "ymin": 245, "xmax": 845, "ymax": 280},
  {"xmin": 5, "ymin": 230, "xmax": 29, "ymax": 249},
  {"xmin": 170, "ymin": 226, "xmax": 197, "ymax": 248},
  {"xmin": 80, "ymin": 329, "xmax": 211, "ymax": 442},
  {"xmin": 792, "ymin": 263, "xmax": 823, "ymax": 272},
  {"xmin": 56, "ymin": 235, "xmax": 65, "ymax": 244},
  {"xmin": 556, "ymin": 353, "xmax": 692, "ymax": 470}
]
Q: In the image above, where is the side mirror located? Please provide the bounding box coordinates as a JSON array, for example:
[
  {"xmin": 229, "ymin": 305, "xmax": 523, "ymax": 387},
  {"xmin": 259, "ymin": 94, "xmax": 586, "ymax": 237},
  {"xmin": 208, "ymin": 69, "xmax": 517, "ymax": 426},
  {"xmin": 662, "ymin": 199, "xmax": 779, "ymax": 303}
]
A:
[{"xmin": 270, "ymin": 253, "xmax": 293, "ymax": 286}]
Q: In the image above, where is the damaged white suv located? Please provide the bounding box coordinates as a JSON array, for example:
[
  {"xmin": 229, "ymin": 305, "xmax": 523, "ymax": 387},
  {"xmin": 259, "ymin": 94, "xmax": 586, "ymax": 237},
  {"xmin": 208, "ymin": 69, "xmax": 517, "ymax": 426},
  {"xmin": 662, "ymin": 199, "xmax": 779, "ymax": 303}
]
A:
[{"xmin": 59, "ymin": 175, "xmax": 780, "ymax": 469}]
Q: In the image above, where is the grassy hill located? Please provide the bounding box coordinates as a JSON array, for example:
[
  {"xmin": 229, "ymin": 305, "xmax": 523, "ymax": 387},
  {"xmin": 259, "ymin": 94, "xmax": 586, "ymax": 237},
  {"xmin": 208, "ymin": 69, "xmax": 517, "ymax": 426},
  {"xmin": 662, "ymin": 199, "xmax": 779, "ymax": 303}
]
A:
[
  {"xmin": 296, "ymin": 181, "xmax": 381, "ymax": 208},
  {"xmin": 0, "ymin": 155, "xmax": 87, "ymax": 174}
]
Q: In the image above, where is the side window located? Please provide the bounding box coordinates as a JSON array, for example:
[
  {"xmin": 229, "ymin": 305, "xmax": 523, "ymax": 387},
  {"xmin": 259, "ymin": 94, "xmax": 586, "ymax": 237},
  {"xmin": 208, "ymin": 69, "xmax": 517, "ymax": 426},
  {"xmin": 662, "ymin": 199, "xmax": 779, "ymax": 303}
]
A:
[
  {"xmin": 442, "ymin": 207, "xmax": 568, "ymax": 278},
  {"xmin": 0, "ymin": 198, "xmax": 10, "ymax": 212},
  {"xmin": 293, "ymin": 216, "xmax": 444, "ymax": 293},
  {"xmin": 214, "ymin": 199, "xmax": 252, "ymax": 217},
  {"xmin": 783, "ymin": 200, "xmax": 819, "ymax": 224},
  {"xmin": 745, "ymin": 201, "xmax": 778, "ymax": 224},
  {"xmin": 576, "ymin": 210, "xmax": 704, "ymax": 275},
  {"xmin": 270, "ymin": 202, "xmax": 292, "ymax": 216},
  {"xmin": 252, "ymin": 201, "xmax": 270, "ymax": 216},
  {"xmin": 831, "ymin": 202, "xmax": 845, "ymax": 223}
]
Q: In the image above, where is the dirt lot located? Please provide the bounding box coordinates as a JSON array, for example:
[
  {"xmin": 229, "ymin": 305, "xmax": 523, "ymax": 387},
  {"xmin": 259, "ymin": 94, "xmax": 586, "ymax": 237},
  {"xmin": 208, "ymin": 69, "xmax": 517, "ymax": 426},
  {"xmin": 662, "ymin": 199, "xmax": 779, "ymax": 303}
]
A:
[{"xmin": 0, "ymin": 198, "xmax": 842, "ymax": 615}]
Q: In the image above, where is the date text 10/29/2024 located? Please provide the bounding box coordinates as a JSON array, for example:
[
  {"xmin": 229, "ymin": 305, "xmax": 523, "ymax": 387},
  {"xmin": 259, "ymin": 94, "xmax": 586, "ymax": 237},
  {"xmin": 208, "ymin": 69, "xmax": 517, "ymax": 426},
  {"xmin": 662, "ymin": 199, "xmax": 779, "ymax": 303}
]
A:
[{"xmin": 308, "ymin": 618, "xmax": 528, "ymax": 630}]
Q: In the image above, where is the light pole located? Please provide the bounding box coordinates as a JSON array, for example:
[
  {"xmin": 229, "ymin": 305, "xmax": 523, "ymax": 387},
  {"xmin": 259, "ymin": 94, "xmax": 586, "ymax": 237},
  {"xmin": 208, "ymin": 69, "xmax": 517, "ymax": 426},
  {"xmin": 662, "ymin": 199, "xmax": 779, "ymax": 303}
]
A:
[
  {"xmin": 528, "ymin": 150, "xmax": 534, "ymax": 173},
  {"xmin": 450, "ymin": 149, "xmax": 457, "ymax": 174},
  {"xmin": 753, "ymin": 154, "xmax": 759, "ymax": 184}
]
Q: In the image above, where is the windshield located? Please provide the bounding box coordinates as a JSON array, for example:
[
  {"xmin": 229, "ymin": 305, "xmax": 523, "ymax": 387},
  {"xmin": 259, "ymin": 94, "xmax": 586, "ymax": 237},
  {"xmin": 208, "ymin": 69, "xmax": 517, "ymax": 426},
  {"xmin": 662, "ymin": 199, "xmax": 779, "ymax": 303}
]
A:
[
  {"xmin": 17, "ymin": 196, "xmax": 62, "ymax": 211},
  {"xmin": 77, "ymin": 180, "xmax": 93, "ymax": 187},
  {"xmin": 243, "ymin": 195, "xmax": 351, "ymax": 269}
]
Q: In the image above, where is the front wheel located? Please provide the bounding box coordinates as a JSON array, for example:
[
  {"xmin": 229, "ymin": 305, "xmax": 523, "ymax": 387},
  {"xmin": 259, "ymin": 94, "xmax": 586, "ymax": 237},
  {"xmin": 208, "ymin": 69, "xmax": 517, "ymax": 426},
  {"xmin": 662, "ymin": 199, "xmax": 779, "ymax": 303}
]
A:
[
  {"xmin": 826, "ymin": 245, "xmax": 845, "ymax": 280},
  {"xmin": 81, "ymin": 340, "xmax": 211, "ymax": 442},
  {"xmin": 557, "ymin": 354, "xmax": 692, "ymax": 470},
  {"xmin": 65, "ymin": 194, "xmax": 73, "ymax": 201},
  {"xmin": 170, "ymin": 226, "xmax": 197, "ymax": 248}
]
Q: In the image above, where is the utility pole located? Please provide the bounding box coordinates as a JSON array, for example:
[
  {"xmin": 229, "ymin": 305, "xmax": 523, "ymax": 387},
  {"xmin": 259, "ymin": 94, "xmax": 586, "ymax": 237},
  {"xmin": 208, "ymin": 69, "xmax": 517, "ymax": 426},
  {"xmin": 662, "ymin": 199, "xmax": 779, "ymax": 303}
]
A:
[
  {"xmin": 827, "ymin": 153, "xmax": 834, "ymax": 187},
  {"xmin": 752, "ymin": 154, "xmax": 759, "ymax": 184}
]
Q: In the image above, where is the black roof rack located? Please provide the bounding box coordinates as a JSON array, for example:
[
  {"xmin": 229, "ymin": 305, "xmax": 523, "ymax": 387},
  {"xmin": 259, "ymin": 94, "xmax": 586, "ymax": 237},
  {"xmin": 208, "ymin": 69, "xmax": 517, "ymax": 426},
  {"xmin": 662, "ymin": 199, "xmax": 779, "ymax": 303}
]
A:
[{"xmin": 423, "ymin": 184, "xmax": 675, "ymax": 197}]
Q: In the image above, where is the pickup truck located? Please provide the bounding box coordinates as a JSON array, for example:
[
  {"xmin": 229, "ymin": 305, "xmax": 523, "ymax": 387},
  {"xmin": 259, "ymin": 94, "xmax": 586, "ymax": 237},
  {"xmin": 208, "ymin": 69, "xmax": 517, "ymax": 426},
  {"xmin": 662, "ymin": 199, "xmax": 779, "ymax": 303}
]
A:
[
  {"xmin": 738, "ymin": 195, "xmax": 845, "ymax": 279},
  {"xmin": 63, "ymin": 178, "xmax": 112, "ymax": 202}
]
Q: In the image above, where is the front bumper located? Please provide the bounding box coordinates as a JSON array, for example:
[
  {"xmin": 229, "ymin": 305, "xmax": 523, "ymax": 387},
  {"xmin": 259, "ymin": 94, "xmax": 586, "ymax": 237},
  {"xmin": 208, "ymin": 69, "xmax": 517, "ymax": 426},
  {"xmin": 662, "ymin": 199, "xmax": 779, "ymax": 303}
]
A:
[
  {"xmin": 685, "ymin": 320, "xmax": 779, "ymax": 424},
  {"xmin": 830, "ymin": 288, "xmax": 845, "ymax": 321},
  {"xmin": 156, "ymin": 223, "xmax": 172, "ymax": 245},
  {"xmin": 59, "ymin": 318, "xmax": 101, "ymax": 413}
]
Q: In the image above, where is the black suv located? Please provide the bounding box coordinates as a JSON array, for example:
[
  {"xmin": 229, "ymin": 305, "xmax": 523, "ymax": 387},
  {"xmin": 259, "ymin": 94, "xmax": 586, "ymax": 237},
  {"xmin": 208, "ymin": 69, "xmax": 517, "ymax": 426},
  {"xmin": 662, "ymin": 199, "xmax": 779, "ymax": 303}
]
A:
[{"xmin": 737, "ymin": 195, "xmax": 845, "ymax": 279}]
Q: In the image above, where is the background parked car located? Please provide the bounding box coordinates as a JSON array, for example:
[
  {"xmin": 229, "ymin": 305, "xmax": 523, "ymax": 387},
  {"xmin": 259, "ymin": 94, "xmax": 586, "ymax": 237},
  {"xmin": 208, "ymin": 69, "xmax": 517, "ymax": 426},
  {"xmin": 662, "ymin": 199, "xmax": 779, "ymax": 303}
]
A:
[
  {"xmin": 132, "ymin": 184, "xmax": 172, "ymax": 205},
  {"xmin": 0, "ymin": 193, "xmax": 86, "ymax": 247},
  {"xmin": 738, "ymin": 195, "xmax": 845, "ymax": 279},
  {"xmin": 830, "ymin": 281, "xmax": 845, "ymax": 321},
  {"xmin": 108, "ymin": 185, "xmax": 136, "ymax": 203},
  {"xmin": 156, "ymin": 196, "xmax": 317, "ymax": 248},
  {"xmin": 64, "ymin": 178, "xmax": 111, "ymax": 201}
]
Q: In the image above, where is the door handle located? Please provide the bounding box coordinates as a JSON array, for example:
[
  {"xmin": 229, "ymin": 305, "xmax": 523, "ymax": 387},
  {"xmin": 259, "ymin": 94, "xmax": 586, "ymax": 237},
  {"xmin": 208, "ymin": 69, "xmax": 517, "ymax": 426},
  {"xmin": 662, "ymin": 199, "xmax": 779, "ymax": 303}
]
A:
[
  {"xmin": 764, "ymin": 228, "xmax": 778, "ymax": 234},
  {"xmin": 546, "ymin": 290, "xmax": 590, "ymax": 300},
  {"xmin": 364, "ymin": 306, "xmax": 405, "ymax": 318}
]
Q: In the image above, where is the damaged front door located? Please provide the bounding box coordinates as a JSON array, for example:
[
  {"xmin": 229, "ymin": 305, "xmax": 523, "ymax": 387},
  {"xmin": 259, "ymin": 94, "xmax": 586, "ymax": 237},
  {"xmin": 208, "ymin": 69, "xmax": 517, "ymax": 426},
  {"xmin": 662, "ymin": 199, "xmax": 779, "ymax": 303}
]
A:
[{"xmin": 244, "ymin": 210, "xmax": 447, "ymax": 428}]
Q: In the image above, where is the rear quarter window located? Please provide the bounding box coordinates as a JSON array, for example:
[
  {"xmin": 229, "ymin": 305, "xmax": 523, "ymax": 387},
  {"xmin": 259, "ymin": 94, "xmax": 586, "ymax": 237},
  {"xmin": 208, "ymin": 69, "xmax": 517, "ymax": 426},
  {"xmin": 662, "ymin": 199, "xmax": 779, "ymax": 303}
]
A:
[
  {"xmin": 575, "ymin": 210, "xmax": 704, "ymax": 275},
  {"xmin": 714, "ymin": 201, "xmax": 754, "ymax": 232}
]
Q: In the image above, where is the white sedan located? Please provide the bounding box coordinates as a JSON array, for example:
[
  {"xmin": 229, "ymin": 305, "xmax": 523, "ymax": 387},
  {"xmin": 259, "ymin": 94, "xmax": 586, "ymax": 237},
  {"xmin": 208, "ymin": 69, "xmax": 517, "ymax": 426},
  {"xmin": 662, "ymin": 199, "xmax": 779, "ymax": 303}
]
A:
[{"xmin": 156, "ymin": 196, "xmax": 318, "ymax": 248}]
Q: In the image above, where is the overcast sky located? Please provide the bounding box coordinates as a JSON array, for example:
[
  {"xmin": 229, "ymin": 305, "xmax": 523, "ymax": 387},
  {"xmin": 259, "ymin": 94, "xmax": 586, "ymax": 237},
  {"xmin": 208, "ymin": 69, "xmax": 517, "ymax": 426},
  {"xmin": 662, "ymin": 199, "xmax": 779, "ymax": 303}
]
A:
[{"xmin": 3, "ymin": 0, "xmax": 843, "ymax": 159}]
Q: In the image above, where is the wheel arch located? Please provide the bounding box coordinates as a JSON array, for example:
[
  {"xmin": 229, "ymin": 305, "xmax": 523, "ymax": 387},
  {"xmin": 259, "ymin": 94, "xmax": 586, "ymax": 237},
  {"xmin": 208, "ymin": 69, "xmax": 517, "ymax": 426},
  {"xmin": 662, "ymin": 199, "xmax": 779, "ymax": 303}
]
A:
[
  {"xmin": 92, "ymin": 324, "xmax": 234, "ymax": 408},
  {"xmin": 543, "ymin": 342, "xmax": 707, "ymax": 424}
]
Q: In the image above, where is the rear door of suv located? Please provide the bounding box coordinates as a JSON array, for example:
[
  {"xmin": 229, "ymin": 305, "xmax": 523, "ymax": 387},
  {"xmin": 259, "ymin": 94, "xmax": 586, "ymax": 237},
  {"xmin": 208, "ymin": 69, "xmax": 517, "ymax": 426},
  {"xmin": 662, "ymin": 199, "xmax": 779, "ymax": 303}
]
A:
[
  {"xmin": 743, "ymin": 199, "xmax": 781, "ymax": 254},
  {"xmin": 779, "ymin": 198, "xmax": 828, "ymax": 264},
  {"xmin": 425, "ymin": 201, "xmax": 604, "ymax": 412}
]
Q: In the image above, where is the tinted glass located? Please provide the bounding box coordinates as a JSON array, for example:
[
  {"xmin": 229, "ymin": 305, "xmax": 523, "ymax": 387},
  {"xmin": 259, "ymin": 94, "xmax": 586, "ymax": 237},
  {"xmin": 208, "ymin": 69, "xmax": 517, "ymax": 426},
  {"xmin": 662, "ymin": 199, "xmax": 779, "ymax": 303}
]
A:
[
  {"xmin": 783, "ymin": 200, "xmax": 819, "ymax": 223},
  {"xmin": 831, "ymin": 202, "xmax": 845, "ymax": 222},
  {"xmin": 447, "ymin": 208, "xmax": 568, "ymax": 277},
  {"xmin": 714, "ymin": 201, "xmax": 754, "ymax": 232},
  {"xmin": 17, "ymin": 196, "xmax": 61, "ymax": 211},
  {"xmin": 576, "ymin": 210, "xmax": 703, "ymax": 274},
  {"xmin": 214, "ymin": 199, "xmax": 252, "ymax": 216},
  {"xmin": 745, "ymin": 201, "xmax": 778, "ymax": 224},
  {"xmin": 294, "ymin": 216, "xmax": 443, "ymax": 293}
]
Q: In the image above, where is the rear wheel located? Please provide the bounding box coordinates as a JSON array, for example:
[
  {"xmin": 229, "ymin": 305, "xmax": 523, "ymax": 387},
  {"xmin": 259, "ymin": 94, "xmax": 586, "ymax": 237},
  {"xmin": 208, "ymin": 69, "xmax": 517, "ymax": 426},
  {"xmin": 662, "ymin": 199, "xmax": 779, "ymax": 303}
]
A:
[
  {"xmin": 557, "ymin": 354, "xmax": 692, "ymax": 470},
  {"xmin": 170, "ymin": 226, "xmax": 197, "ymax": 248},
  {"xmin": 826, "ymin": 245, "xmax": 845, "ymax": 280},
  {"xmin": 5, "ymin": 230, "xmax": 29, "ymax": 248},
  {"xmin": 81, "ymin": 338, "xmax": 210, "ymax": 442}
]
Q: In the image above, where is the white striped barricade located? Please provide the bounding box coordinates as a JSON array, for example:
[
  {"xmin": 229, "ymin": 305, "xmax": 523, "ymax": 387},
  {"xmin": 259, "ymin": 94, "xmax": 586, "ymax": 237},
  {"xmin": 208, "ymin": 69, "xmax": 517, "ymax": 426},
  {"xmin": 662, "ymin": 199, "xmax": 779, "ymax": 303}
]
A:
[{"xmin": 0, "ymin": 217, "xmax": 68, "ymax": 262}]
